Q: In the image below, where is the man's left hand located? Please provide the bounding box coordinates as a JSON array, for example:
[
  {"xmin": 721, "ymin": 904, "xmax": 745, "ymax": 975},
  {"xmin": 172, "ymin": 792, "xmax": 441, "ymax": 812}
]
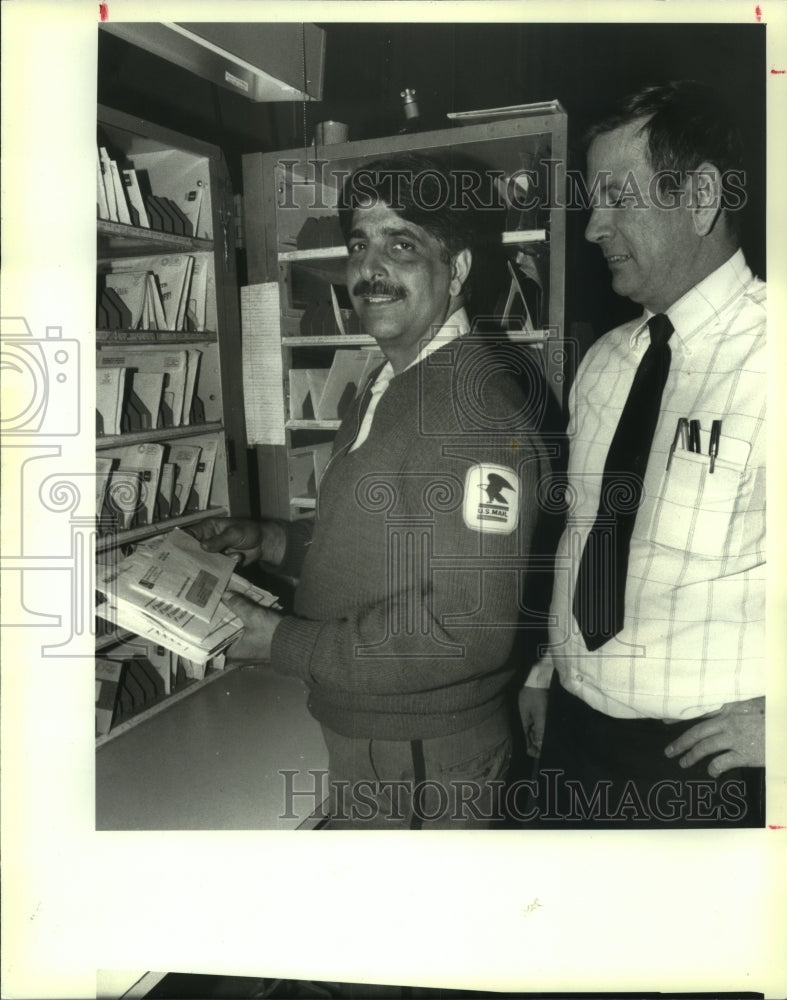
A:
[
  {"xmin": 664, "ymin": 697, "xmax": 765, "ymax": 777},
  {"xmin": 224, "ymin": 593, "xmax": 282, "ymax": 664}
]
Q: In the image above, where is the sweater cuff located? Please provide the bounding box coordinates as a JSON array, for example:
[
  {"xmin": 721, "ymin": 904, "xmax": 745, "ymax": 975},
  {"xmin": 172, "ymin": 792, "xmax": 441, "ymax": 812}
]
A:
[
  {"xmin": 525, "ymin": 658, "xmax": 554, "ymax": 689},
  {"xmin": 274, "ymin": 519, "xmax": 314, "ymax": 578},
  {"xmin": 271, "ymin": 614, "xmax": 325, "ymax": 683}
]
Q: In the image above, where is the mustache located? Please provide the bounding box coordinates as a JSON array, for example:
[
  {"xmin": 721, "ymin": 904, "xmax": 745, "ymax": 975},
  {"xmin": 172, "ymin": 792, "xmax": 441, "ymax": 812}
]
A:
[{"xmin": 351, "ymin": 279, "xmax": 406, "ymax": 298}]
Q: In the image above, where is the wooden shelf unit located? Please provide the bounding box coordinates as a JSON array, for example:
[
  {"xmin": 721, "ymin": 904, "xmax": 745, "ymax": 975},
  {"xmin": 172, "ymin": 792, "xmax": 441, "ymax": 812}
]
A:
[
  {"xmin": 95, "ymin": 104, "xmax": 249, "ymax": 742},
  {"xmin": 278, "ymin": 228, "xmax": 547, "ymax": 261},
  {"xmin": 242, "ymin": 110, "xmax": 567, "ymax": 519},
  {"xmin": 96, "ymin": 420, "xmax": 225, "ymax": 450},
  {"xmin": 95, "ymin": 505, "xmax": 229, "ymax": 554},
  {"xmin": 97, "ymin": 219, "xmax": 214, "ymax": 257},
  {"xmin": 97, "ymin": 329, "xmax": 218, "ymax": 344}
]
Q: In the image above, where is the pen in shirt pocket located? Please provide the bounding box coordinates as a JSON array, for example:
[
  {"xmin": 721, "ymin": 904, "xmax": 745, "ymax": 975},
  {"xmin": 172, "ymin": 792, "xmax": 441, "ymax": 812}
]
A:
[
  {"xmin": 709, "ymin": 419, "xmax": 722, "ymax": 473},
  {"xmin": 689, "ymin": 419, "xmax": 701, "ymax": 453},
  {"xmin": 666, "ymin": 417, "xmax": 723, "ymax": 472},
  {"xmin": 666, "ymin": 417, "xmax": 689, "ymax": 471}
]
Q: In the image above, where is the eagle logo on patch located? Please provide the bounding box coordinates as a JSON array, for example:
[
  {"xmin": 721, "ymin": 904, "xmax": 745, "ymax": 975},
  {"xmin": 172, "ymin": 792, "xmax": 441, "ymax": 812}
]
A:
[{"xmin": 463, "ymin": 464, "xmax": 519, "ymax": 534}]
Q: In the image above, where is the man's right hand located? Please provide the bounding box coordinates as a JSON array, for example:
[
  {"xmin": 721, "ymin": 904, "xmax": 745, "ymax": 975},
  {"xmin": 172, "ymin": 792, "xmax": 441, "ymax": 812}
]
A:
[
  {"xmin": 190, "ymin": 517, "xmax": 287, "ymax": 568},
  {"xmin": 518, "ymin": 686, "xmax": 549, "ymax": 759}
]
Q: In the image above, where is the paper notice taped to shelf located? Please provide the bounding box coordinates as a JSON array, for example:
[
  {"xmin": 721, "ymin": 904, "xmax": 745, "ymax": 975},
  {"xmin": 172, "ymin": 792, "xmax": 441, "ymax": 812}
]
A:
[{"xmin": 241, "ymin": 282, "xmax": 286, "ymax": 445}]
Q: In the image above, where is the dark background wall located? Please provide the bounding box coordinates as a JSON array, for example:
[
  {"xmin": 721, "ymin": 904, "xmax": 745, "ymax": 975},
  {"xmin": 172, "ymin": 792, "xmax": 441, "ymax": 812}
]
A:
[{"xmin": 98, "ymin": 21, "xmax": 766, "ymax": 343}]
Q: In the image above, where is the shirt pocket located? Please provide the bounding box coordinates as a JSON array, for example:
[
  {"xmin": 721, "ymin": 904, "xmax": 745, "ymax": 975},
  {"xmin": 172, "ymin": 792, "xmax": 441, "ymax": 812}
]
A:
[{"xmin": 647, "ymin": 437, "xmax": 749, "ymax": 558}]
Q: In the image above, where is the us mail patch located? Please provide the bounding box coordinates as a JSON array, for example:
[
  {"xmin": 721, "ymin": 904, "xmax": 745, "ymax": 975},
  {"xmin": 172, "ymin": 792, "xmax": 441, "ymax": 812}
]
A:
[{"xmin": 463, "ymin": 463, "xmax": 520, "ymax": 534}]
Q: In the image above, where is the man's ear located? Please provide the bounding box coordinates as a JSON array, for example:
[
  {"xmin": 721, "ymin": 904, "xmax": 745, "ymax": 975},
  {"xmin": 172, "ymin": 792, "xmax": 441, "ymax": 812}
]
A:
[
  {"xmin": 690, "ymin": 161, "xmax": 723, "ymax": 237},
  {"xmin": 449, "ymin": 248, "xmax": 472, "ymax": 296}
]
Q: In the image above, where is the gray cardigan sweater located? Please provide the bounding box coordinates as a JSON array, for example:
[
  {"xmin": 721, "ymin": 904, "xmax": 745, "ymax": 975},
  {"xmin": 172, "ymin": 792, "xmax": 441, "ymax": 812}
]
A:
[{"xmin": 271, "ymin": 337, "xmax": 550, "ymax": 741}]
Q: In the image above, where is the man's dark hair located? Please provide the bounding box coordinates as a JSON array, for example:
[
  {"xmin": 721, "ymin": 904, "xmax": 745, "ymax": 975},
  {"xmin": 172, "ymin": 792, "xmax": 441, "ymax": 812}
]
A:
[
  {"xmin": 586, "ymin": 80, "xmax": 746, "ymax": 231},
  {"xmin": 337, "ymin": 152, "xmax": 477, "ymax": 262}
]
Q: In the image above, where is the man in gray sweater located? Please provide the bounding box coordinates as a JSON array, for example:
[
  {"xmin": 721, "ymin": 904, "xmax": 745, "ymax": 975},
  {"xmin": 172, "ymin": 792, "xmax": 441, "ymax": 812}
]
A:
[{"xmin": 198, "ymin": 154, "xmax": 550, "ymax": 828}]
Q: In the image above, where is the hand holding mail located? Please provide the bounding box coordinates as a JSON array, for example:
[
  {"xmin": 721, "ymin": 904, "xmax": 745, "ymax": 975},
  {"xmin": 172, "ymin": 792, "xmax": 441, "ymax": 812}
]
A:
[
  {"xmin": 193, "ymin": 516, "xmax": 287, "ymax": 568},
  {"xmin": 224, "ymin": 592, "xmax": 282, "ymax": 664}
]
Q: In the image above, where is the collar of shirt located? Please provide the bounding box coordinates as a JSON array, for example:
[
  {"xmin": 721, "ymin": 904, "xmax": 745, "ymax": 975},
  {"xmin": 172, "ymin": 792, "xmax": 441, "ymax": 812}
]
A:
[
  {"xmin": 369, "ymin": 307, "xmax": 471, "ymax": 392},
  {"xmin": 629, "ymin": 248, "xmax": 754, "ymax": 357},
  {"xmin": 348, "ymin": 308, "xmax": 470, "ymax": 453}
]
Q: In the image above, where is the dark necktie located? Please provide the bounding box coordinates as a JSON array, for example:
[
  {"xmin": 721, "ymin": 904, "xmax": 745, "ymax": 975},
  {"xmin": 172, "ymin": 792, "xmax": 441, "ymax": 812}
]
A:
[{"xmin": 572, "ymin": 313, "xmax": 674, "ymax": 650}]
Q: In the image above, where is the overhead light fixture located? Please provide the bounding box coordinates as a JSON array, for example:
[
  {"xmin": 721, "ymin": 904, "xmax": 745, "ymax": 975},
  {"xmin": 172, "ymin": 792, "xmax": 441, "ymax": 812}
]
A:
[{"xmin": 100, "ymin": 22, "xmax": 325, "ymax": 102}]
